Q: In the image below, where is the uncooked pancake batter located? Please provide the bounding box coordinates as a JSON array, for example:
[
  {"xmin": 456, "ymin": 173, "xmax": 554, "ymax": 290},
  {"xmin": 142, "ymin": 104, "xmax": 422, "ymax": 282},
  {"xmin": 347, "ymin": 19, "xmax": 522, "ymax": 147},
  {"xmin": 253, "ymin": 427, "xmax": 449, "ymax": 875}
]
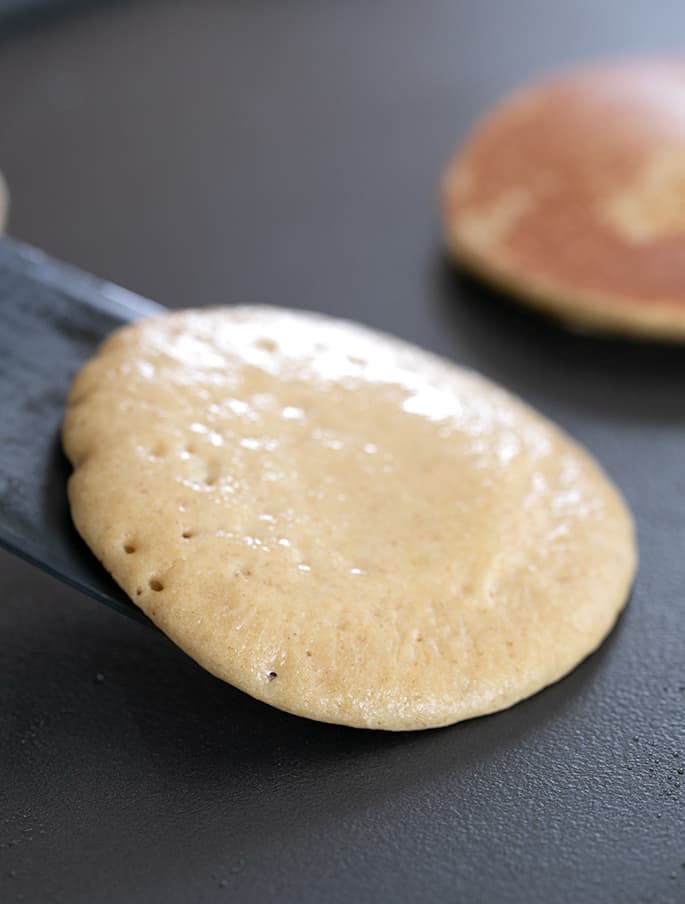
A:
[{"xmin": 63, "ymin": 307, "xmax": 636, "ymax": 729}]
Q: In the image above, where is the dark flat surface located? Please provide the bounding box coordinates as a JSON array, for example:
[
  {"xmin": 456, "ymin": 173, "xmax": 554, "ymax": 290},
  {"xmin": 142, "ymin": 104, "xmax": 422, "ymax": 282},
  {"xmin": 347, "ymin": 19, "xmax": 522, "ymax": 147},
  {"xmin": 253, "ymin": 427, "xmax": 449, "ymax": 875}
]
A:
[{"xmin": 0, "ymin": 2, "xmax": 684, "ymax": 902}]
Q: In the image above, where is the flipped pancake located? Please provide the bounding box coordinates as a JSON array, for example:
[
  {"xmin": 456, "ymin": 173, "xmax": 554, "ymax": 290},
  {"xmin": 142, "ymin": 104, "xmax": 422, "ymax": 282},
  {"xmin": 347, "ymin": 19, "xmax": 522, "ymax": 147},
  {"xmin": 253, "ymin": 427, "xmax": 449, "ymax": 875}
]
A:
[
  {"xmin": 442, "ymin": 59, "xmax": 685, "ymax": 339},
  {"xmin": 62, "ymin": 307, "xmax": 636, "ymax": 729}
]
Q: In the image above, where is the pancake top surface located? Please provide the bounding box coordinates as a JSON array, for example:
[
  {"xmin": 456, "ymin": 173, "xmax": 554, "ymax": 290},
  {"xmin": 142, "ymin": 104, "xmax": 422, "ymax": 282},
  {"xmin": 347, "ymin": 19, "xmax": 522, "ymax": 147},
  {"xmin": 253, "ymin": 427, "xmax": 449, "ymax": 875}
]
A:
[
  {"xmin": 443, "ymin": 59, "xmax": 685, "ymax": 332},
  {"xmin": 63, "ymin": 307, "xmax": 636, "ymax": 729}
]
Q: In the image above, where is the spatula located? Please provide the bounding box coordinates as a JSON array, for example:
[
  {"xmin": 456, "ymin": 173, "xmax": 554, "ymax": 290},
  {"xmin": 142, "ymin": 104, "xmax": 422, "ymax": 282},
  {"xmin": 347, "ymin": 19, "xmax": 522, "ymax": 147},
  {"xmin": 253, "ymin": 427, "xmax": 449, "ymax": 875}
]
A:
[{"xmin": 0, "ymin": 237, "xmax": 164, "ymax": 622}]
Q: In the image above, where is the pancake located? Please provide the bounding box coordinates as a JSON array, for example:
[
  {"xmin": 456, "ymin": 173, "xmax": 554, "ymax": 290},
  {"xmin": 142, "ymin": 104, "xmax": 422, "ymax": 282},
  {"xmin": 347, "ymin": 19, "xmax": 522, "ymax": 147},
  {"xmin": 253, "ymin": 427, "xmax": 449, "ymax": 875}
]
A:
[
  {"xmin": 62, "ymin": 307, "xmax": 636, "ymax": 730},
  {"xmin": 442, "ymin": 59, "xmax": 685, "ymax": 339}
]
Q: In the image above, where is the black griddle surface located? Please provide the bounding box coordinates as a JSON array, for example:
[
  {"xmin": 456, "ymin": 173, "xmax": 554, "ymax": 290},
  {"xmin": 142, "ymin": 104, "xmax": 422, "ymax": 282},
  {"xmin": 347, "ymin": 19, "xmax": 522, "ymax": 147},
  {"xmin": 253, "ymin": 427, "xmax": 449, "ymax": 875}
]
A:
[{"xmin": 0, "ymin": 2, "xmax": 683, "ymax": 902}]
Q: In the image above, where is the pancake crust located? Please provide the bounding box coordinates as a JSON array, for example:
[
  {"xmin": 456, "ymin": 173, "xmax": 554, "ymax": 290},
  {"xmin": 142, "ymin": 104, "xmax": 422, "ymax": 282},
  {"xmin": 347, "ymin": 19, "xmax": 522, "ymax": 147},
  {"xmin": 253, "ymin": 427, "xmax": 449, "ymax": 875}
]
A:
[
  {"xmin": 442, "ymin": 59, "xmax": 685, "ymax": 339},
  {"xmin": 62, "ymin": 307, "xmax": 636, "ymax": 730}
]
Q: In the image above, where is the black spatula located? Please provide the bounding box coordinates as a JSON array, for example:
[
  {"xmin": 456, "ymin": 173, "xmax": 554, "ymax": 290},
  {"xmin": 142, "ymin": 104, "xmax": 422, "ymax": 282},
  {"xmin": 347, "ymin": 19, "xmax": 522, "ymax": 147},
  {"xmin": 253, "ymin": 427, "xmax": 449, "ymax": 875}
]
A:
[{"xmin": 0, "ymin": 237, "xmax": 164, "ymax": 622}]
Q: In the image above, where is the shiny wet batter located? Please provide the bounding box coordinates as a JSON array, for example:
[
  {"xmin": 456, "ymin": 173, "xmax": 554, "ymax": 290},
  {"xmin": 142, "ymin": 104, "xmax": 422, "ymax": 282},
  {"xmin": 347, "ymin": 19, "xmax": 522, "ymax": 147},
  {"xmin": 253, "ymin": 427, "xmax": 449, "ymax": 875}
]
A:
[{"xmin": 62, "ymin": 307, "xmax": 636, "ymax": 729}]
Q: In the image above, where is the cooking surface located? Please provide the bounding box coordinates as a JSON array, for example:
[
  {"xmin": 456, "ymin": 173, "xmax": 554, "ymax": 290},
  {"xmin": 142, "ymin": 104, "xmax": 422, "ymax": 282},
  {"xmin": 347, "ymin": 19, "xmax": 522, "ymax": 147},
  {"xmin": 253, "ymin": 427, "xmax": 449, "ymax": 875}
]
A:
[{"xmin": 1, "ymin": 2, "xmax": 684, "ymax": 902}]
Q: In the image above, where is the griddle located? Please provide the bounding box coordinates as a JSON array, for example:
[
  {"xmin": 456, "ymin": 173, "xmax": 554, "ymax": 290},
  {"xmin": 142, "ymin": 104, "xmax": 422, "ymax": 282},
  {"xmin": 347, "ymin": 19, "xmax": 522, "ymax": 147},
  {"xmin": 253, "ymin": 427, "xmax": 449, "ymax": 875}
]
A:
[{"xmin": 0, "ymin": 2, "xmax": 683, "ymax": 902}]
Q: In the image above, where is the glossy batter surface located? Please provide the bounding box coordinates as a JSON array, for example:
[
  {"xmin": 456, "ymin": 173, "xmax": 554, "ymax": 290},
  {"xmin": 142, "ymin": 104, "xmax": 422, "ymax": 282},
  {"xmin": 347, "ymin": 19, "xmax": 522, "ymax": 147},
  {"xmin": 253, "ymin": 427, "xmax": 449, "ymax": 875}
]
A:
[
  {"xmin": 62, "ymin": 307, "xmax": 636, "ymax": 729},
  {"xmin": 442, "ymin": 59, "xmax": 685, "ymax": 339}
]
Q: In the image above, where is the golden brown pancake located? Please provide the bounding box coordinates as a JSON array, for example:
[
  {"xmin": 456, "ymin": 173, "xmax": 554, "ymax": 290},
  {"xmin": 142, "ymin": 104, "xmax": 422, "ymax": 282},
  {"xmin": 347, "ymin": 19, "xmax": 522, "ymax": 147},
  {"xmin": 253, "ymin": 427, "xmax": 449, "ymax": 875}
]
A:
[
  {"xmin": 63, "ymin": 307, "xmax": 636, "ymax": 730},
  {"xmin": 442, "ymin": 59, "xmax": 685, "ymax": 339}
]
